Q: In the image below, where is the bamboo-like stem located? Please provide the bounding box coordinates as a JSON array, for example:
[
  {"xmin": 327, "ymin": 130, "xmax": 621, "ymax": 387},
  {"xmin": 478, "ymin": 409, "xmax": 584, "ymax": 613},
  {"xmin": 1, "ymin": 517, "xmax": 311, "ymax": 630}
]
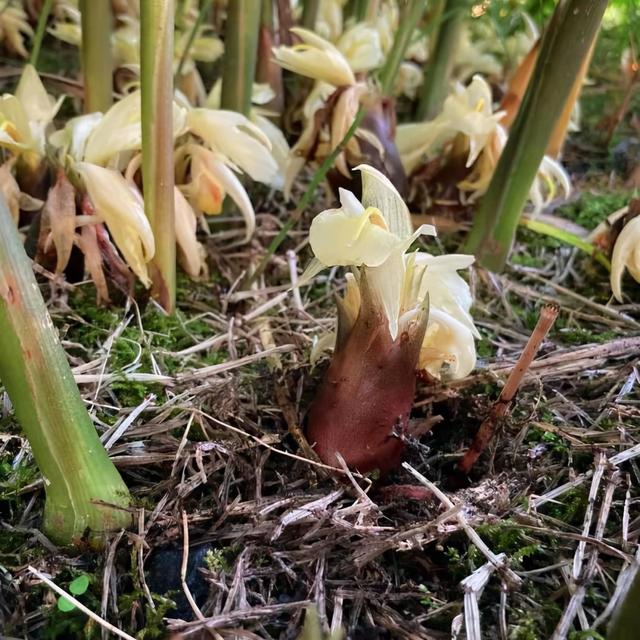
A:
[
  {"xmin": 0, "ymin": 196, "xmax": 130, "ymax": 546},
  {"xmin": 301, "ymin": 0, "xmax": 320, "ymax": 29},
  {"xmin": 463, "ymin": 0, "xmax": 607, "ymax": 271},
  {"xmin": 141, "ymin": 0, "xmax": 176, "ymax": 312},
  {"xmin": 378, "ymin": 0, "xmax": 425, "ymax": 97},
  {"xmin": 256, "ymin": 0, "xmax": 284, "ymax": 115},
  {"xmin": 547, "ymin": 41, "xmax": 596, "ymax": 158},
  {"xmin": 174, "ymin": 0, "xmax": 208, "ymax": 82},
  {"xmin": 416, "ymin": 0, "xmax": 465, "ymax": 120},
  {"xmin": 221, "ymin": 0, "xmax": 260, "ymax": 116},
  {"xmin": 29, "ymin": 0, "xmax": 54, "ymax": 69},
  {"xmin": 80, "ymin": 0, "xmax": 114, "ymax": 113},
  {"xmin": 353, "ymin": 0, "xmax": 368, "ymax": 22}
]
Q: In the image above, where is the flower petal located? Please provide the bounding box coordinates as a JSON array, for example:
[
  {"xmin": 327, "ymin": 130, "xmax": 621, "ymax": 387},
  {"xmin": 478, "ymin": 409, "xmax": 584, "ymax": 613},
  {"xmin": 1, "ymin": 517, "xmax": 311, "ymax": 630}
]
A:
[
  {"xmin": 76, "ymin": 162, "xmax": 155, "ymax": 286},
  {"xmin": 309, "ymin": 203, "xmax": 399, "ymax": 268},
  {"xmin": 272, "ymin": 27, "xmax": 356, "ymax": 87},
  {"xmin": 611, "ymin": 215, "xmax": 640, "ymax": 302},
  {"xmin": 355, "ymin": 164, "xmax": 414, "ymax": 238},
  {"xmin": 174, "ymin": 186, "xmax": 206, "ymax": 277},
  {"xmin": 187, "ymin": 108, "xmax": 278, "ymax": 184},
  {"xmin": 420, "ymin": 307, "xmax": 477, "ymax": 379}
]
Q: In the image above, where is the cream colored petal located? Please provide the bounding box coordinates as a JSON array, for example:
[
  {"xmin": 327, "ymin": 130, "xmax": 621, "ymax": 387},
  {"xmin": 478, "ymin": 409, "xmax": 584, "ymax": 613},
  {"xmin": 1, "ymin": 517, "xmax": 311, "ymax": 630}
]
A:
[
  {"xmin": 48, "ymin": 22, "xmax": 82, "ymax": 46},
  {"xmin": 16, "ymin": 64, "xmax": 63, "ymax": 125},
  {"xmin": 395, "ymin": 121, "xmax": 446, "ymax": 173},
  {"xmin": 364, "ymin": 225, "xmax": 437, "ymax": 340},
  {"xmin": 0, "ymin": 6, "xmax": 33, "ymax": 58},
  {"xmin": 84, "ymin": 91, "xmax": 187, "ymax": 165},
  {"xmin": 337, "ymin": 24, "xmax": 384, "ymax": 73},
  {"xmin": 420, "ymin": 307, "xmax": 477, "ymax": 379},
  {"xmin": 0, "ymin": 94, "xmax": 32, "ymax": 148},
  {"xmin": 76, "ymin": 162, "xmax": 155, "ymax": 286},
  {"xmin": 365, "ymin": 247, "xmax": 406, "ymax": 340},
  {"xmin": 252, "ymin": 114, "xmax": 289, "ymax": 190},
  {"xmin": 187, "ymin": 108, "xmax": 278, "ymax": 184},
  {"xmin": 198, "ymin": 150, "xmax": 256, "ymax": 241},
  {"xmin": 395, "ymin": 62, "xmax": 423, "ymax": 99},
  {"xmin": 310, "ymin": 208, "xmax": 398, "ymax": 267},
  {"xmin": 355, "ymin": 164, "xmax": 415, "ymax": 238},
  {"xmin": 611, "ymin": 216, "xmax": 640, "ymax": 302},
  {"xmin": 272, "ymin": 27, "xmax": 355, "ymax": 87},
  {"xmin": 50, "ymin": 112, "xmax": 103, "ymax": 161},
  {"xmin": 174, "ymin": 186, "xmax": 206, "ymax": 277}
]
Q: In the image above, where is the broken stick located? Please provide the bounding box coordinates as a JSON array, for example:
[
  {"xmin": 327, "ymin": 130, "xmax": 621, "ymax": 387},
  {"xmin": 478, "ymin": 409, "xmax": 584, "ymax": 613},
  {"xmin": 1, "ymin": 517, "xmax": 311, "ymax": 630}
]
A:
[{"xmin": 458, "ymin": 303, "xmax": 559, "ymax": 474}]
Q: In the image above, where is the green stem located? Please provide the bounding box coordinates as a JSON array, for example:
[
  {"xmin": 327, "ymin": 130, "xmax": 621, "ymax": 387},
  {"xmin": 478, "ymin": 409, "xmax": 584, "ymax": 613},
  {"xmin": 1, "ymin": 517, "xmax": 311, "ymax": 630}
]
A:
[
  {"xmin": 353, "ymin": 0, "xmax": 368, "ymax": 22},
  {"xmin": 462, "ymin": 0, "xmax": 607, "ymax": 271},
  {"xmin": 0, "ymin": 195, "xmax": 130, "ymax": 546},
  {"xmin": 244, "ymin": 107, "xmax": 366, "ymax": 288},
  {"xmin": 29, "ymin": 0, "xmax": 54, "ymax": 69},
  {"xmin": 416, "ymin": 0, "xmax": 465, "ymax": 120},
  {"xmin": 519, "ymin": 217, "xmax": 611, "ymax": 271},
  {"xmin": 141, "ymin": 0, "xmax": 176, "ymax": 312},
  {"xmin": 174, "ymin": 0, "xmax": 208, "ymax": 82},
  {"xmin": 221, "ymin": 0, "xmax": 260, "ymax": 116},
  {"xmin": 301, "ymin": 0, "xmax": 320, "ymax": 29},
  {"xmin": 79, "ymin": 0, "xmax": 114, "ymax": 113},
  {"xmin": 378, "ymin": 0, "xmax": 426, "ymax": 97}
]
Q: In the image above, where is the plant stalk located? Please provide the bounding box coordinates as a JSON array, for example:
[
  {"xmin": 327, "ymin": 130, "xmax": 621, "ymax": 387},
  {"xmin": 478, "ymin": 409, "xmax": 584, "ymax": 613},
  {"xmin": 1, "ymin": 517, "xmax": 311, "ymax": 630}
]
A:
[
  {"xmin": 141, "ymin": 0, "xmax": 176, "ymax": 312},
  {"xmin": 378, "ymin": 0, "xmax": 426, "ymax": 97},
  {"xmin": 221, "ymin": 0, "xmax": 261, "ymax": 116},
  {"xmin": 416, "ymin": 0, "xmax": 465, "ymax": 120},
  {"xmin": 0, "ymin": 195, "xmax": 130, "ymax": 546},
  {"xmin": 463, "ymin": 0, "xmax": 607, "ymax": 271},
  {"xmin": 80, "ymin": 0, "xmax": 114, "ymax": 113},
  {"xmin": 29, "ymin": 0, "xmax": 54, "ymax": 69},
  {"xmin": 301, "ymin": 0, "xmax": 320, "ymax": 30}
]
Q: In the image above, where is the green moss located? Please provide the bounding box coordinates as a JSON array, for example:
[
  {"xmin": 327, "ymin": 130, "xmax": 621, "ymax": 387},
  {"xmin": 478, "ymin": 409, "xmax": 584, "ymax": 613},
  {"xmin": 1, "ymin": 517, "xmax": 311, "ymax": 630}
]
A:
[
  {"xmin": 556, "ymin": 191, "xmax": 633, "ymax": 230},
  {"xmin": 204, "ymin": 546, "xmax": 240, "ymax": 573},
  {"xmin": 545, "ymin": 487, "xmax": 589, "ymax": 527},
  {"xmin": 555, "ymin": 327, "xmax": 618, "ymax": 346}
]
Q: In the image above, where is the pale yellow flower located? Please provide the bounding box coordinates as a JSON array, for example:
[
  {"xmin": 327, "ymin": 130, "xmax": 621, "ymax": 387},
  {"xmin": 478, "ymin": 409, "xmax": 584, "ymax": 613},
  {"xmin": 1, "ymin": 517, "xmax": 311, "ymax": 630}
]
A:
[
  {"xmin": 398, "ymin": 75, "xmax": 571, "ymax": 211},
  {"xmin": 184, "ymin": 145, "xmax": 257, "ymax": 241},
  {"xmin": 611, "ymin": 216, "xmax": 640, "ymax": 302},
  {"xmin": 187, "ymin": 108, "xmax": 278, "ymax": 185},
  {"xmin": 0, "ymin": 4, "xmax": 34, "ymax": 58},
  {"xmin": 337, "ymin": 24, "xmax": 384, "ymax": 73},
  {"xmin": 174, "ymin": 186, "xmax": 206, "ymax": 278},
  {"xmin": 316, "ymin": 0, "xmax": 345, "ymax": 42},
  {"xmin": 0, "ymin": 65, "xmax": 64, "ymax": 168},
  {"xmin": 83, "ymin": 91, "xmax": 187, "ymax": 166},
  {"xmin": 306, "ymin": 164, "xmax": 477, "ymax": 379},
  {"xmin": 76, "ymin": 162, "xmax": 155, "ymax": 287},
  {"xmin": 272, "ymin": 27, "xmax": 356, "ymax": 87}
]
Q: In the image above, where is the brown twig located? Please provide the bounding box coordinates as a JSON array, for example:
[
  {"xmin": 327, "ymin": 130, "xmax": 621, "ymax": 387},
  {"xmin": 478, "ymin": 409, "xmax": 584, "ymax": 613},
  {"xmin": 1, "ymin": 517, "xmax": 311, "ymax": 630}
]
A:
[{"xmin": 458, "ymin": 303, "xmax": 559, "ymax": 474}]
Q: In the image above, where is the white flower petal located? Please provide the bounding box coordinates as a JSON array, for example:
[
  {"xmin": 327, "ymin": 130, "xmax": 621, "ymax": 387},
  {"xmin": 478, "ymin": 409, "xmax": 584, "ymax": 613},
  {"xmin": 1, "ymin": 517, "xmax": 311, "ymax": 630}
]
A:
[
  {"xmin": 174, "ymin": 186, "xmax": 205, "ymax": 277},
  {"xmin": 420, "ymin": 307, "xmax": 477, "ymax": 379},
  {"xmin": 611, "ymin": 216, "xmax": 640, "ymax": 302},
  {"xmin": 84, "ymin": 91, "xmax": 187, "ymax": 165},
  {"xmin": 200, "ymin": 152, "xmax": 256, "ymax": 241},
  {"xmin": 76, "ymin": 162, "xmax": 155, "ymax": 286},
  {"xmin": 355, "ymin": 164, "xmax": 413, "ymax": 238},
  {"xmin": 272, "ymin": 27, "xmax": 355, "ymax": 87},
  {"xmin": 16, "ymin": 64, "xmax": 63, "ymax": 125},
  {"xmin": 187, "ymin": 108, "xmax": 278, "ymax": 184},
  {"xmin": 309, "ymin": 202, "xmax": 399, "ymax": 268}
]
